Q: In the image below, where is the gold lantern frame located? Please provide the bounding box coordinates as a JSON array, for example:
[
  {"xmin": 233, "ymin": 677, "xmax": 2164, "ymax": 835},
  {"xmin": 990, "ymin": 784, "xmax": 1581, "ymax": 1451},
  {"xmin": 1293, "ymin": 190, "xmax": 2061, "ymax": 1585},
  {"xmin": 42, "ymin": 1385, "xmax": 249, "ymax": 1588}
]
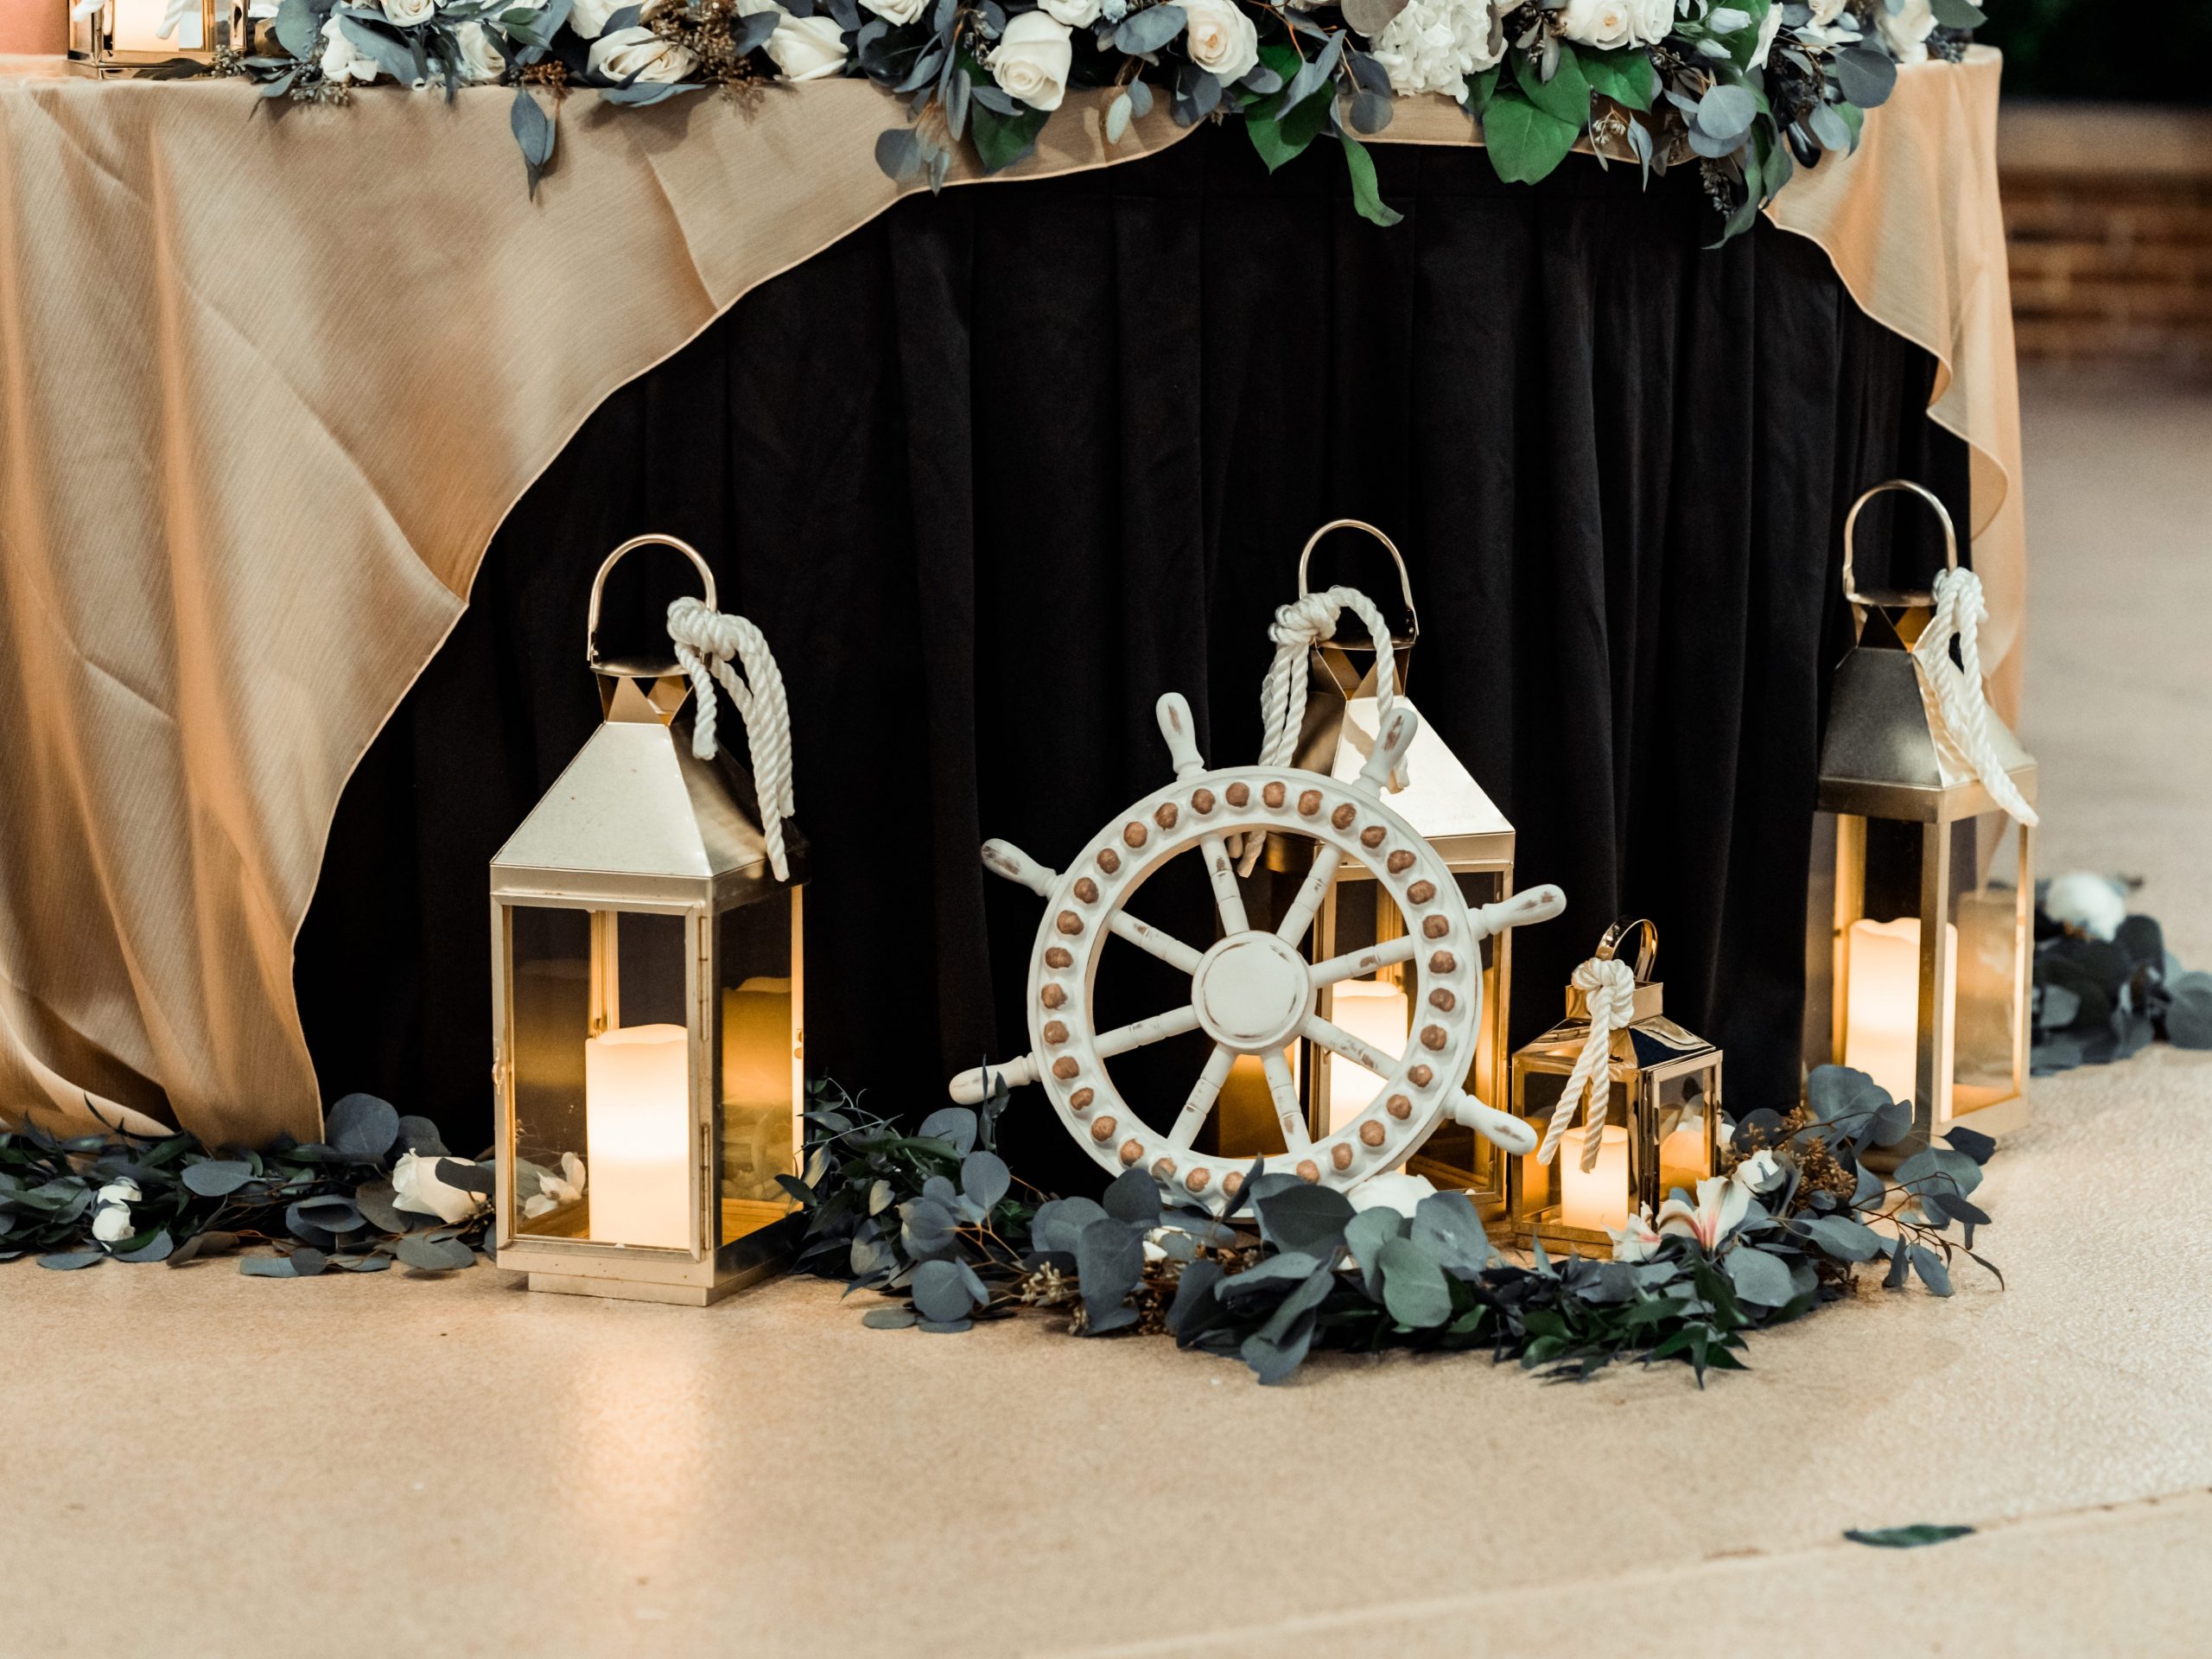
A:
[
  {"xmin": 1807, "ymin": 481, "xmax": 2035, "ymax": 1151},
  {"xmin": 1504, "ymin": 919, "xmax": 1723, "ymax": 1255},
  {"xmin": 1261, "ymin": 523, "xmax": 1521, "ymax": 1211},
  {"xmin": 66, "ymin": 0, "xmax": 226, "ymax": 73},
  {"xmin": 490, "ymin": 537, "xmax": 805, "ymax": 1306}
]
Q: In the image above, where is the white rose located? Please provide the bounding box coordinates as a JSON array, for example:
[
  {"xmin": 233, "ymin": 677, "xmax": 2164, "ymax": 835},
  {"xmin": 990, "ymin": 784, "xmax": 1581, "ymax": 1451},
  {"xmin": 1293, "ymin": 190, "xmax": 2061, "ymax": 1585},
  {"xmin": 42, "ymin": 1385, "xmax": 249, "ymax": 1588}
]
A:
[
  {"xmin": 1038, "ymin": 0, "xmax": 1102, "ymax": 22},
  {"xmin": 444, "ymin": 21, "xmax": 506, "ymax": 83},
  {"xmin": 92, "ymin": 1203, "xmax": 137, "ymax": 1244},
  {"xmin": 989, "ymin": 10, "xmax": 1071, "ymax": 111},
  {"xmin": 96, "ymin": 1178, "xmax": 143, "ymax": 1206},
  {"xmin": 1558, "ymin": 0, "xmax": 1633, "ymax": 50},
  {"xmin": 1370, "ymin": 0, "xmax": 1501, "ymax": 100},
  {"xmin": 381, "ymin": 0, "xmax": 438, "ymax": 25},
  {"xmin": 319, "ymin": 15, "xmax": 383, "ymax": 81},
  {"xmin": 863, "ymin": 0, "xmax": 931, "ymax": 22},
  {"xmin": 1347, "ymin": 1170, "xmax": 1439, "ymax": 1219},
  {"xmin": 1747, "ymin": 2, "xmax": 1782, "ymax": 68},
  {"xmin": 760, "ymin": 11, "xmax": 849, "ymax": 80},
  {"xmin": 568, "ymin": 0, "xmax": 628, "ymax": 39},
  {"xmin": 1876, "ymin": 0, "xmax": 1935, "ymax": 65},
  {"xmin": 589, "ymin": 24, "xmax": 700, "ymax": 81},
  {"xmin": 1625, "ymin": 0, "xmax": 1673, "ymax": 47},
  {"xmin": 1179, "ymin": 0, "xmax": 1258, "ymax": 85},
  {"xmin": 391, "ymin": 1150, "xmax": 488, "ymax": 1224},
  {"xmin": 2044, "ymin": 872, "xmax": 2128, "ymax": 943},
  {"xmin": 1809, "ymin": 0, "xmax": 1847, "ymax": 22}
]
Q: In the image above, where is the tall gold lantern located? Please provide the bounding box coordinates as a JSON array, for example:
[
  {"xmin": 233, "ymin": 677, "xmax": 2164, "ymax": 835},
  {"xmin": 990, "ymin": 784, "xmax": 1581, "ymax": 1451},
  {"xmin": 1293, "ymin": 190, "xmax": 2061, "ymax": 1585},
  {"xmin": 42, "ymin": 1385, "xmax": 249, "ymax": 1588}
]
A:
[
  {"xmin": 1224, "ymin": 523, "xmax": 1521, "ymax": 1214},
  {"xmin": 490, "ymin": 537, "xmax": 804, "ymax": 1306},
  {"xmin": 1807, "ymin": 480, "xmax": 2036, "ymax": 1149},
  {"xmin": 1504, "ymin": 919, "xmax": 1722, "ymax": 1254},
  {"xmin": 66, "ymin": 0, "xmax": 231, "ymax": 73}
]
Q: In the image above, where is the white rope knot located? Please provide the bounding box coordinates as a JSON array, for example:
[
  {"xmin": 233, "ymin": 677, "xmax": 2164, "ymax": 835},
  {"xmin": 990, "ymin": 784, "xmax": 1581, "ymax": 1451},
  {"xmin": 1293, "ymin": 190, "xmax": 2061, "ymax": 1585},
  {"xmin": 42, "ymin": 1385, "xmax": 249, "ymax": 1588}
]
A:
[
  {"xmin": 1236, "ymin": 585, "xmax": 1402, "ymax": 875},
  {"xmin": 1536, "ymin": 957, "xmax": 1638, "ymax": 1173},
  {"xmin": 1911, "ymin": 567, "xmax": 2038, "ymax": 828},
  {"xmin": 665, "ymin": 596, "xmax": 798, "ymax": 883}
]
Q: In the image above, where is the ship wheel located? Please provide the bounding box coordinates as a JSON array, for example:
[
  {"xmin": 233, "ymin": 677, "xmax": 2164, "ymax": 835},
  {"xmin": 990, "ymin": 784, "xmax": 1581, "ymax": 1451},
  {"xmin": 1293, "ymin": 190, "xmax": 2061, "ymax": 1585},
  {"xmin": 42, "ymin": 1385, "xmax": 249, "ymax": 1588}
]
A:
[{"xmin": 950, "ymin": 692, "xmax": 1565, "ymax": 1207}]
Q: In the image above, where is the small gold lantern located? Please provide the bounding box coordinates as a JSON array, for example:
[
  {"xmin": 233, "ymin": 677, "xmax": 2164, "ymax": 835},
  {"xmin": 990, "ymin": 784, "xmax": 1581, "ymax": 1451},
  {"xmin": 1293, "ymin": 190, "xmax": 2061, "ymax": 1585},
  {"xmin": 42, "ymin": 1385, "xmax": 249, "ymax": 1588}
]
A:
[
  {"xmin": 1806, "ymin": 480, "xmax": 2036, "ymax": 1148},
  {"xmin": 1506, "ymin": 919, "xmax": 1722, "ymax": 1254},
  {"xmin": 66, "ymin": 0, "xmax": 235, "ymax": 73},
  {"xmin": 1221, "ymin": 523, "xmax": 1520, "ymax": 1212},
  {"xmin": 491, "ymin": 537, "xmax": 804, "ymax": 1306}
]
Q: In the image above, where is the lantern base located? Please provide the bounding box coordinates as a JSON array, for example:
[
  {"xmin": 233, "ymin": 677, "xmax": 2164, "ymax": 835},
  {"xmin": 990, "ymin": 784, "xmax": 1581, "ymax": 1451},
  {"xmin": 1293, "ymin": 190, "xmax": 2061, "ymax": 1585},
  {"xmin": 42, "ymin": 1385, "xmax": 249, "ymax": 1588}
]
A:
[{"xmin": 521, "ymin": 1265, "xmax": 777, "ymax": 1306}]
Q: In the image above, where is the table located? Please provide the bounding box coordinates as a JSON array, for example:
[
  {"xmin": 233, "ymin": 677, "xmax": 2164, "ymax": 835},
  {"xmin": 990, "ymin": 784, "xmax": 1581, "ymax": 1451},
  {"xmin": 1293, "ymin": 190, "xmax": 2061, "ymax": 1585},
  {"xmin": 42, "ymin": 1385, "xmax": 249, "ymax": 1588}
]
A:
[{"xmin": 0, "ymin": 54, "xmax": 2021, "ymax": 1164}]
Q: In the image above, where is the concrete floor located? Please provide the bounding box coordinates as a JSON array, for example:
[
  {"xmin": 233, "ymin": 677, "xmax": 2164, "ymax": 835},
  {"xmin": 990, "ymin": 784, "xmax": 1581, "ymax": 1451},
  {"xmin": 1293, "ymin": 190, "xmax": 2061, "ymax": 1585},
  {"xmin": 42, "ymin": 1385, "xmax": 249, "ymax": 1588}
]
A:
[{"xmin": 8, "ymin": 370, "xmax": 2212, "ymax": 1658}]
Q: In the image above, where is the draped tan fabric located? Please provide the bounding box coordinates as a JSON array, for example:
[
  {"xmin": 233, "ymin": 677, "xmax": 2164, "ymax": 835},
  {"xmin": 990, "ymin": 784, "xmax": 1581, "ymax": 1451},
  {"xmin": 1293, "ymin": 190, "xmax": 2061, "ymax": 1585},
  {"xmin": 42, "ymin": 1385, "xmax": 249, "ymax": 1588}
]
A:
[{"xmin": 0, "ymin": 48, "xmax": 2021, "ymax": 1145}]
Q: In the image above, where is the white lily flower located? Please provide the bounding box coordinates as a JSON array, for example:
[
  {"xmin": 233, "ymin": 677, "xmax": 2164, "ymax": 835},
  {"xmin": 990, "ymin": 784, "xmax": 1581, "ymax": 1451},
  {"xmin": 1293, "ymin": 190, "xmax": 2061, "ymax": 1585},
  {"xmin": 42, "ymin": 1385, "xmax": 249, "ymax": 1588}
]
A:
[
  {"xmin": 1732, "ymin": 1147, "xmax": 1785, "ymax": 1195},
  {"xmin": 1606, "ymin": 1204, "xmax": 1663, "ymax": 1263},
  {"xmin": 1656, "ymin": 1175, "xmax": 1751, "ymax": 1252}
]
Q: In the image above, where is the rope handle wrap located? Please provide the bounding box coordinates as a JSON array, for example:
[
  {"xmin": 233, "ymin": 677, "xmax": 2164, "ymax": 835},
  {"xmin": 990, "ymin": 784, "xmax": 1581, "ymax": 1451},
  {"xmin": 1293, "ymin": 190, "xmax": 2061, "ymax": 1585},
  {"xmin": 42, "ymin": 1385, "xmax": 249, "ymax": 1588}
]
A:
[
  {"xmin": 1840, "ymin": 481, "xmax": 2036, "ymax": 829},
  {"xmin": 667, "ymin": 598, "xmax": 798, "ymax": 884},
  {"xmin": 1535, "ymin": 957, "xmax": 1637, "ymax": 1173}
]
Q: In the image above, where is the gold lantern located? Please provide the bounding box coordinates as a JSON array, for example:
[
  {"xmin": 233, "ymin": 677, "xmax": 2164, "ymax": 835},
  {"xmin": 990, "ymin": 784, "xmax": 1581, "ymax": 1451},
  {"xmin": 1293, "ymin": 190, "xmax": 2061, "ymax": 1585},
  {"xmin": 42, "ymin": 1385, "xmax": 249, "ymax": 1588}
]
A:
[
  {"xmin": 1221, "ymin": 522, "xmax": 1520, "ymax": 1214},
  {"xmin": 490, "ymin": 537, "xmax": 804, "ymax": 1305},
  {"xmin": 66, "ymin": 0, "xmax": 238, "ymax": 73},
  {"xmin": 1504, "ymin": 919, "xmax": 1723, "ymax": 1254},
  {"xmin": 1806, "ymin": 480, "xmax": 2036, "ymax": 1149}
]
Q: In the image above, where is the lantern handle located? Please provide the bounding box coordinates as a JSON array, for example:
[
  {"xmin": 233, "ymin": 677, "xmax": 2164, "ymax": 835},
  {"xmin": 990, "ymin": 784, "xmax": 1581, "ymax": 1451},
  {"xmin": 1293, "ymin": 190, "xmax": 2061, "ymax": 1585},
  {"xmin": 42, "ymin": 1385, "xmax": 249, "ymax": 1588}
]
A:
[
  {"xmin": 1841, "ymin": 480, "xmax": 1958, "ymax": 611},
  {"xmin": 586, "ymin": 535, "xmax": 719, "ymax": 671},
  {"xmin": 1594, "ymin": 917, "xmax": 1657, "ymax": 985},
  {"xmin": 1296, "ymin": 519, "xmax": 1420, "ymax": 643}
]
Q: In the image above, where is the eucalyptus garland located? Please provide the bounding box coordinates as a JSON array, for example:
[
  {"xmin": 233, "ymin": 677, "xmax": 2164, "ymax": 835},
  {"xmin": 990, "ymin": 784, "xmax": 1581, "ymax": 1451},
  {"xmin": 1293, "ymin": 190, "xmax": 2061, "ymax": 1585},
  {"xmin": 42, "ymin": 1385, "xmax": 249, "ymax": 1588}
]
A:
[
  {"xmin": 2032, "ymin": 879, "xmax": 2212, "ymax": 1074},
  {"xmin": 185, "ymin": 0, "xmax": 1983, "ymax": 236},
  {"xmin": 780, "ymin": 1063, "xmax": 1999, "ymax": 1384}
]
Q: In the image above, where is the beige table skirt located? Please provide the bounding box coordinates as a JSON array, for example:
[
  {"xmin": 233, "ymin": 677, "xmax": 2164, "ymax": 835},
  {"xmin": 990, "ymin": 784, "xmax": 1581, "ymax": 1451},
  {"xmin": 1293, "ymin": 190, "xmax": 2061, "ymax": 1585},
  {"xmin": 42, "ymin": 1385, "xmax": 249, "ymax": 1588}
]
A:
[{"xmin": 0, "ymin": 50, "xmax": 2022, "ymax": 1147}]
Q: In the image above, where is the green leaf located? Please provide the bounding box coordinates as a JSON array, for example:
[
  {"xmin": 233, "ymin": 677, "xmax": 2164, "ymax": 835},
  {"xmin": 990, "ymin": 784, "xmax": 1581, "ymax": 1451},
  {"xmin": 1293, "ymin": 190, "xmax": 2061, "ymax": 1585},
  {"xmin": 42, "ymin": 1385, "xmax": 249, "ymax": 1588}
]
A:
[
  {"xmin": 861, "ymin": 1306, "xmax": 918, "ymax": 1330},
  {"xmin": 37, "ymin": 1250, "xmax": 104, "ymax": 1270},
  {"xmin": 273, "ymin": 0, "xmax": 317, "ymax": 61},
  {"xmin": 324, "ymin": 1094, "xmax": 400, "ymax": 1161},
  {"xmin": 959, "ymin": 1150, "xmax": 1010, "ymax": 1214},
  {"xmin": 182, "ymin": 1159, "xmax": 253, "ymax": 1198},
  {"xmin": 1580, "ymin": 48, "xmax": 1656, "ymax": 113},
  {"xmin": 1338, "ymin": 134, "xmax": 1402, "ymax": 229},
  {"xmin": 1377, "ymin": 1236, "xmax": 1452, "ymax": 1328},
  {"xmin": 1724, "ymin": 1245, "xmax": 1795, "ymax": 1307},
  {"xmin": 1113, "ymin": 5, "xmax": 1184, "ymax": 54},
  {"xmin": 911, "ymin": 1258, "xmax": 977, "ymax": 1324},
  {"xmin": 1480, "ymin": 89, "xmax": 1580, "ymax": 186},
  {"xmin": 1244, "ymin": 111, "xmax": 1306, "ymax": 174},
  {"xmin": 1253, "ymin": 1183, "xmax": 1353, "ymax": 1255},
  {"xmin": 510, "ymin": 86, "xmax": 556, "ymax": 199},
  {"xmin": 1513, "ymin": 42, "xmax": 1590, "ymax": 128},
  {"xmin": 1845, "ymin": 1523, "xmax": 1975, "ymax": 1548},
  {"xmin": 969, "ymin": 96, "xmax": 1049, "ymax": 174},
  {"xmin": 393, "ymin": 1234, "xmax": 475, "ymax": 1273},
  {"xmin": 1929, "ymin": 0, "xmax": 1984, "ymax": 27}
]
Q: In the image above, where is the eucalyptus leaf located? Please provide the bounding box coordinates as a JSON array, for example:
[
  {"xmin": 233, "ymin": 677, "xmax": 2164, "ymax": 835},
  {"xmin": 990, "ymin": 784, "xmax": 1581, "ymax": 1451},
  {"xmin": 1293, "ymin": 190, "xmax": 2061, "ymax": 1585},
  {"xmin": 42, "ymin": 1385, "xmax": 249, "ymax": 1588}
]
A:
[
  {"xmin": 182, "ymin": 1159, "xmax": 254, "ymax": 1198},
  {"xmin": 324, "ymin": 1094, "xmax": 401, "ymax": 1161},
  {"xmin": 1846, "ymin": 1522, "xmax": 1975, "ymax": 1548},
  {"xmin": 1724, "ymin": 1244, "xmax": 1795, "ymax": 1307},
  {"xmin": 861, "ymin": 1305, "xmax": 918, "ymax": 1330},
  {"xmin": 916, "ymin": 1107, "xmax": 978, "ymax": 1156},
  {"xmin": 911, "ymin": 1258, "xmax": 978, "ymax": 1324}
]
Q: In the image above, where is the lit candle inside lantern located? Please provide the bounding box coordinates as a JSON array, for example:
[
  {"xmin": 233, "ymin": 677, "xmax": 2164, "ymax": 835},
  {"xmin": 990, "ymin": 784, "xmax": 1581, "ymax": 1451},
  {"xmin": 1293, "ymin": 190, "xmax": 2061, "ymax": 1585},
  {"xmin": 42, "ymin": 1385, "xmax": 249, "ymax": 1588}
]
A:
[
  {"xmin": 1559, "ymin": 1125, "xmax": 1630, "ymax": 1235},
  {"xmin": 1327, "ymin": 979, "xmax": 1408, "ymax": 1132},
  {"xmin": 107, "ymin": 0, "xmax": 208, "ymax": 54},
  {"xmin": 1845, "ymin": 917, "xmax": 1956, "ymax": 1116},
  {"xmin": 584, "ymin": 1023, "xmax": 690, "ymax": 1249},
  {"xmin": 1657, "ymin": 1109, "xmax": 1706, "ymax": 1201}
]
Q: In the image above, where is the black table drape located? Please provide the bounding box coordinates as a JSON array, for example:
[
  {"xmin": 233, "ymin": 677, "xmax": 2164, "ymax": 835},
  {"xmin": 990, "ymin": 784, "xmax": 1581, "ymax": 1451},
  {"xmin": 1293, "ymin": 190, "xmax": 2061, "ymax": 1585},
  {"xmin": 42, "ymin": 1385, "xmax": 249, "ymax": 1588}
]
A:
[{"xmin": 296, "ymin": 124, "xmax": 1967, "ymax": 1198}]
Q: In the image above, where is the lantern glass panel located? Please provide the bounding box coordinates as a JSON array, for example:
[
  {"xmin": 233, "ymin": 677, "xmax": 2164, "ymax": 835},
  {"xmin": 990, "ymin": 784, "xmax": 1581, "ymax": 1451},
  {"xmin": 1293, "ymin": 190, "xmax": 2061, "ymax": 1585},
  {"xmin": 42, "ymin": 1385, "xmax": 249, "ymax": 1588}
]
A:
[
  {"xmin": 1836, "ymin": 807, "xmax": 2030, "ymax": 1129},
  {"xmin": 504, "ymin": 901, "xmax": 696, "ymax": 1254},
  {"xmin": 715, "ymin": 895, "xmax": 802, "ymax": 1250}
]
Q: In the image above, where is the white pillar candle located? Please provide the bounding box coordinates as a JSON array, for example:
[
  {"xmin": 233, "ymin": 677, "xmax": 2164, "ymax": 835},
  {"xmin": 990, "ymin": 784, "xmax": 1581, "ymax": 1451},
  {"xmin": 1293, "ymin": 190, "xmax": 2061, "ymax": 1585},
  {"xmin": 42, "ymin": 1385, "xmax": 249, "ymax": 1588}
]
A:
[
  {"xmin": 584, "ymin": 1023, "xmax": 690, "ymax": 1249},
  {"xmin": 1559, "ymin": 1125, "xmax": 1630, "ymax": 1235},
  {"xmin": 1845, "ymin": 918, "xmax": 1956, "ymax": 1116},
  {"xmin": 111, "ymin": 0, "xmax": 206, "ymax": 53},
  {"xmin": 1657, "ymin": 1111, "xmax": 1707, "ymax": 1202},
  {"xmin": 1326, "ymin": 980, "xmax": 1408, "ymax": 1133}
]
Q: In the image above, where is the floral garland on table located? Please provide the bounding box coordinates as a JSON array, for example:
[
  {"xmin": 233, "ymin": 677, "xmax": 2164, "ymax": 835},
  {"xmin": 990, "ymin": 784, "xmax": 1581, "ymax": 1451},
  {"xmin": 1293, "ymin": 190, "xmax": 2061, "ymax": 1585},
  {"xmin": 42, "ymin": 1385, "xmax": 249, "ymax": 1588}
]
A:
[
  {"xmin": 782, "ymin": 1062, "xmax": 1998, "ymax": 1384},
  {"xmin": 2035, "ymin": 875, "xmax": 2212, "ymax": 1071},
  {"xmin": 180, "ymin": 0, "xmax": 1984, "ymax": 235}
]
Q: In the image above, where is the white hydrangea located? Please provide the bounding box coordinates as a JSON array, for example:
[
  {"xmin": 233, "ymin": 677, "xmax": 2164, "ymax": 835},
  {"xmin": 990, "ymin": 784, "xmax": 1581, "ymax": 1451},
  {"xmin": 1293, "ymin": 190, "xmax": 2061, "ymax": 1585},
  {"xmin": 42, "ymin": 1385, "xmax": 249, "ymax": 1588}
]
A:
[{"xmin": 1369, "ymin": 0, "xmax": 1503, "ymax": 101}]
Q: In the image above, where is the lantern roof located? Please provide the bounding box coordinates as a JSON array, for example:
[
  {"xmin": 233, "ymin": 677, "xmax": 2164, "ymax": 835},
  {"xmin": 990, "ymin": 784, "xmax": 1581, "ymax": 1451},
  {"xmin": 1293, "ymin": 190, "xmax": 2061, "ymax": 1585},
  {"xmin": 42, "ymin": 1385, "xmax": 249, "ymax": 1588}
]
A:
[
  {"xmin": 1327, "ymin": 696, "xmax": 1512, "ymax": 867},
  {"xmin": 1817, "ymin": 640, "xmax": 2036, "ymax": 823},
  {"xmin": 492, "ymin": 693, "xmax": 802, "ymax": 906}
]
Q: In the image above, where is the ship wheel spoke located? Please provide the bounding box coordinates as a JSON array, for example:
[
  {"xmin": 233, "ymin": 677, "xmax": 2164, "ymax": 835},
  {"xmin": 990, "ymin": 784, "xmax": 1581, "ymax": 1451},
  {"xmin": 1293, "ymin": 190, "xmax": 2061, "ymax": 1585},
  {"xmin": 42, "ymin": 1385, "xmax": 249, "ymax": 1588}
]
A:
[
  {"xmin": 1093, "ymin": 1004, "xmax": 1204, "ymax": 1060},
  {"xmin": 1105, "ymin": 910, "xmax": 1204, "ymax": 976},
  {"xmin": 1166, "ymin": 1043, "xmax": 1236, "ymax": 1150},
  {"xmin": 1199, "ymin": 833, "xmax": 1250, "ymax": 935},
  {"xmin": 1307, "ymin": 933, "xmax": 1420, "ymax": 988},
  {"xmin": 1304, "ymin": 1014, "xmax": 1397, "ymax": 1080},
  {"xmin": 1262, "ymin": 1047, "xmax": 1310, "ymax": 1153},
  {"xmin": 1274, "ymin": 844, "xmax": 1344, "ymax": 947}
]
